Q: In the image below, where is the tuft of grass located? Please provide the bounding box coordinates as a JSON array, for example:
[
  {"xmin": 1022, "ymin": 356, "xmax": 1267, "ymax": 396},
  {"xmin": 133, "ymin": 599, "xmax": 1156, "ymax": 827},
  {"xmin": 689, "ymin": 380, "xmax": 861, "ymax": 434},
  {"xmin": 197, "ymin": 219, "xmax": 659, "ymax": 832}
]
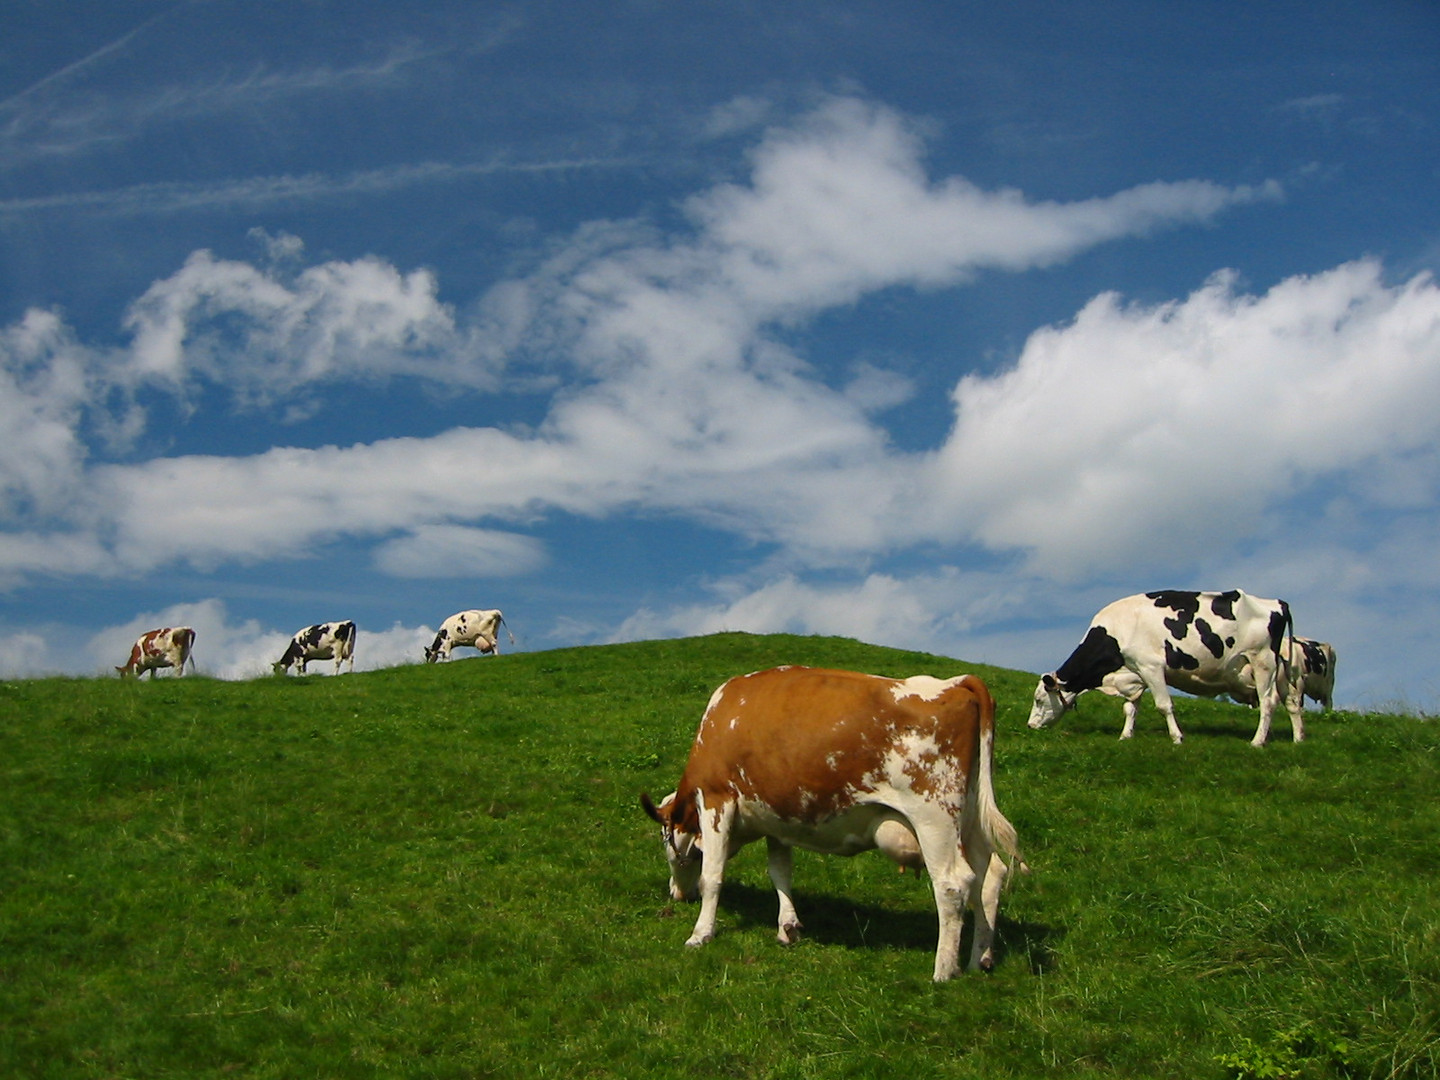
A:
[{"xmin": 1, "ymin": 633, "xmax": 1438, "ymax": 1078}]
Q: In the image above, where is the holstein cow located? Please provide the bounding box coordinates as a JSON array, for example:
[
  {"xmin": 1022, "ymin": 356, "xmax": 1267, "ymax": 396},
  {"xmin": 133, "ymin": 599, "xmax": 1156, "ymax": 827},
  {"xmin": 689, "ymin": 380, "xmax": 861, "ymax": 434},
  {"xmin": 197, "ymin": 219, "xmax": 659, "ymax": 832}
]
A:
[
  {"xmin": 1290, "ymin": 637, "xmax": 1337, "ymax": 710},
  {"xmin": 1230, "ymin": 637, "xmax": 1337, "ymax": 714},
  {"xmin": 641, "ymin": 666, "xmax": 1026, "ymax": 980},
  {"xmin": 116, "ymin": 627, "xmax": 196, "ymax": 679},
  {"xmin": 423, "ymin": 609, "xmax": 514, "ymax": 663},
  {"xmin": 273, "ymin": 621, "xmax": 357, "ymax": 675},
  {"xmin": 1027, "ymin": 590, "xmax": 1301, "ymax": 746}
]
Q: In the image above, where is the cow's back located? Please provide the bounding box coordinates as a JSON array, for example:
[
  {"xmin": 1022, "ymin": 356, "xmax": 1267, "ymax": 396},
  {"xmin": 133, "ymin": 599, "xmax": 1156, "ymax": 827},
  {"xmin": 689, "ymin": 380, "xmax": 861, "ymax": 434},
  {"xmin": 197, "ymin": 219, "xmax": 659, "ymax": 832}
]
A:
[{"xmin": 680, "ymin": 667, "xmax": 985, "ymax": 821}]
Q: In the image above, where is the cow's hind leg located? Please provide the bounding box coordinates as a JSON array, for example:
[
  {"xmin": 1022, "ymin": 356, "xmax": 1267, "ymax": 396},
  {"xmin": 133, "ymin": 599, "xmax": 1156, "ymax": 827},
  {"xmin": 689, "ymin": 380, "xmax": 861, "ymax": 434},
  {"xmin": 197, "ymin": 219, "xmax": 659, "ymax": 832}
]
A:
[
  {"xmin": 766, "ymin": 837, "xmax": 802, "ymax": 944},
  {"xmin": 966, "ymin": 848, "xmax": 1008, "ymax": 972},
  {"xmin": 911, "ymin": 812, "xmax": 975, "ymax": 981}
]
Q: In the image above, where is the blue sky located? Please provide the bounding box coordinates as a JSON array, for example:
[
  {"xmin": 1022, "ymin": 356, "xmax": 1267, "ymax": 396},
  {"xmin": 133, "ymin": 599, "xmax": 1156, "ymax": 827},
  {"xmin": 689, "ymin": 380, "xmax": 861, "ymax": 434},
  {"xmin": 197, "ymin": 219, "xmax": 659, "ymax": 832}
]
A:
[{"xmin": 2, "ymin": 1, "xmax": 1438, "ymax": 711}]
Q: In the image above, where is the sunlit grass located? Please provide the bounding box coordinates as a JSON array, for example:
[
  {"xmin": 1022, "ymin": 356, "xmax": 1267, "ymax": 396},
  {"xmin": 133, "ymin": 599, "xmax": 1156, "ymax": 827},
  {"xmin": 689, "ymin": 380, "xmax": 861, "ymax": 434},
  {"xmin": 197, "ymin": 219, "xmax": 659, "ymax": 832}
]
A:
[{"xmin": 1, "ymin": 634, "xmax": 1436, "ymax": 1078}]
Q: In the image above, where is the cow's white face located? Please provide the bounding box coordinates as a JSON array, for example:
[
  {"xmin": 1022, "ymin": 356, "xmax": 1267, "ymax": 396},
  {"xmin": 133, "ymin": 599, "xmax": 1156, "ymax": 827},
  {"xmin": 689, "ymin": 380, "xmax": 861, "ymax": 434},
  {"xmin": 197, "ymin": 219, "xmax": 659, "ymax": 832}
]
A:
[
  {"xmin": 1026, "ymin": 674, "xmax": 1075, "ymax": 729},
  {"xmin": 646, "ymin": 791, "xmax": 702, "ymax": 901}
]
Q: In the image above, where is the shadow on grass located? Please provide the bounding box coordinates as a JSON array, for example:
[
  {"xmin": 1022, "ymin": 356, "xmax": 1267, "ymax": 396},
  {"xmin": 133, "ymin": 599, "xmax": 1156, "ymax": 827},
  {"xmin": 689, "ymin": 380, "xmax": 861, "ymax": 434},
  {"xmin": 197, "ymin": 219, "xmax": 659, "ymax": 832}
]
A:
[{"xmin": 713, "ymin": 882, "xmax": 1062, "ymax": 974}]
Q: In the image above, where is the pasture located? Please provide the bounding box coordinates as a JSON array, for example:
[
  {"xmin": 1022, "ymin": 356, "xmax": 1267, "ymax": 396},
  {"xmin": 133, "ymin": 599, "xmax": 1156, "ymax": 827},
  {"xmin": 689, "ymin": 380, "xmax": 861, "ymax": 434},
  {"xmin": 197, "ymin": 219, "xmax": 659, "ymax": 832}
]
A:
[{"xmin": 1, "ymin": 632, "xmax": 1436, "ymax": 1079}]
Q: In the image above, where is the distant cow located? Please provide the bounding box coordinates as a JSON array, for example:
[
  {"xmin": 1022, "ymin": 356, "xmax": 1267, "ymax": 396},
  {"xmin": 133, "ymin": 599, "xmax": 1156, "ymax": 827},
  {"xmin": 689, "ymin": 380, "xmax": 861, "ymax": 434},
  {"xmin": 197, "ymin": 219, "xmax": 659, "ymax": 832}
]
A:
[
  {"xmin": 1027, "ymin": 590, "xmax": 1301, "ymax": 746},
  {"xmin": 116, "ymin": 627, "xmax": 196, "ymax": 679},
  {"xmin": 1228, "ymin": 637, "xmax": 1336, "ymax": 713},
  {"xmin": 273, "ymin": 621, "xmax": 356, "ymax": 675},
  {"xmin": 1289, "ymin": 637, "xmax": 1337, "ymax": 710},
  {"xmin": 641, "ymin": 666, "xmax": 1025, "ymax": 980},
  {"xmin": 423, "ymin": 609, "xmax": 514, "ymax": 663}
]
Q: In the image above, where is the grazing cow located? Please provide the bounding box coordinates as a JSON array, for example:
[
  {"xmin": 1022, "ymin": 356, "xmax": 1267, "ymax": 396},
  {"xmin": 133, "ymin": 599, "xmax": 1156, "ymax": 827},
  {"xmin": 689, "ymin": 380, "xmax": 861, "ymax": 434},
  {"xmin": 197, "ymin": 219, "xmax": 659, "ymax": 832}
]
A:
[
  {"xmin": 1290, "ymin": 637, "xmax": 1337, "ymax": 710},
  {"xmin": 641, "ymin": 666, "xmax": 1025, "ymax": 980},
  {"xmin": 273, "ymin": 621, "xmax": 357, "ymax": 675},
  {"xmin": 116, "ymin": 627, "xmax": 196, "ymax": 679},
  {"xmin": 423, "ymin": 609, "xmax": 514, "ymax": 663},
  {"xmin": 1229, "ymin": 637, "xmax": 1337, "ymax": 713},
  {"xmin": 1027, "ymin": 589, "xmax": 1301, "ymax": 746}
]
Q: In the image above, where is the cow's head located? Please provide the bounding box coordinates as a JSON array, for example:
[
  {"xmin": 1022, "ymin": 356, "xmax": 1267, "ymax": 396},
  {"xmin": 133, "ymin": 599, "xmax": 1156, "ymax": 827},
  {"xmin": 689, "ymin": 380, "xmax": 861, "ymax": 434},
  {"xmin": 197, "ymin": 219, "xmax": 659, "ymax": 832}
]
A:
[
  {"xmin": 640, "ymin": 790, "xmax": 702, "ymax": 901},
  {"xmin": 1027, "ymin": 673, "xmax": 1078, "ymax": 729}
]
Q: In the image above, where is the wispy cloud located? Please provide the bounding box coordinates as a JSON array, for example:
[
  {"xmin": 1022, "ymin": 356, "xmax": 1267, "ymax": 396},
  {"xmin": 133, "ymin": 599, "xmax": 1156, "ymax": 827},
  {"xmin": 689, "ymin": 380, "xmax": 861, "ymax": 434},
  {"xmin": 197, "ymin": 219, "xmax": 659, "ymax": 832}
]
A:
[
  {"xmin": 0, "ymin": 33, "xmax": 450, "ymax": 168},
  {"xmin": 0, "ymin": 155, "xmax": 633, "ymax": 217}
]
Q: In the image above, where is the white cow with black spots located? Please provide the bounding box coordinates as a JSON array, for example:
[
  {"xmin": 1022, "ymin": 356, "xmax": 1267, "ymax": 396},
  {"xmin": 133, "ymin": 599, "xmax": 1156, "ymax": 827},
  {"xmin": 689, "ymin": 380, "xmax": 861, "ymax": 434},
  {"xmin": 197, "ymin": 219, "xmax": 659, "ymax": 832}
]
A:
[
  {"xmin": 423, "ymin": 609, "xmax": 515, "ymax": 663},
  {"xmin": 1027, "ymin": 590, "xmax": 1301, "ymax": 746}
]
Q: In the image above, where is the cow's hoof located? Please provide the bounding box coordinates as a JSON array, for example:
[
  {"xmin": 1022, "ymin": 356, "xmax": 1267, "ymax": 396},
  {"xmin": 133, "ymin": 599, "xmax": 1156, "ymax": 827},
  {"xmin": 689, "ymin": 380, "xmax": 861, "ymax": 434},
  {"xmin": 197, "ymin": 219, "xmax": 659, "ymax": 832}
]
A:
[
  {"xmin": 777, "ymin": 922, "xmax": 803, "ymax": 945},
  {"xmin": 684, "ymin": 932, "xmax": 713, "ymax": 948}
]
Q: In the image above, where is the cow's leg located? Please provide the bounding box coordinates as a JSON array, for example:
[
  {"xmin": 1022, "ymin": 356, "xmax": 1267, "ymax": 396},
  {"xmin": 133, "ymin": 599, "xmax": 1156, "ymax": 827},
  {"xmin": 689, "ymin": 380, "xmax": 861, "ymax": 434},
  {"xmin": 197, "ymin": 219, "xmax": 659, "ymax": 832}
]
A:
[
  {"xmin": 965, "ymin": 847, "xmax": 1009, "ymax": 973},
  {"xmin": 686, "ymin": 796, "xmax": 735, "ymax": 947},
  {"xmin": 910, "ymin": 812, "xmax": 975, "ymax": 981},
  {"xmin": 1139, "ymin": 669, "xmax": 1184, "ymax": 743},
  {"xmin": 1119, "ymin": 696, "xmax": 1140, "ymax": 739},
  {"xmin": 1248, "ymin": 653, "xmax": 1290, "ymax": 747},
  {"xmin": 766, "ymin": 837, "xmax": 802, "ymax": 944}
]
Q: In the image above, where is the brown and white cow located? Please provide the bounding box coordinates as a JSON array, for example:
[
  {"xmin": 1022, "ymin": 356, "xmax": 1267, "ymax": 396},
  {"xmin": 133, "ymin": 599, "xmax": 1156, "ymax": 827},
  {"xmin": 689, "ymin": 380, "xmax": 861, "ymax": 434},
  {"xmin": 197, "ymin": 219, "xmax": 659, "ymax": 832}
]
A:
[
  {"xmin": 273, "ymin": 621, "xmax": 356, "ymax": 675},
  {"xmin": 116, "ymin": 627, "xmax": 196, "ymax": 679},
  {"xmin": 641, "ymin": 666, "xmax": 1025, "ymax": 980},
  {"xmin": 423, "ymin": 609, "xmax": 514, "ymax": 663}
]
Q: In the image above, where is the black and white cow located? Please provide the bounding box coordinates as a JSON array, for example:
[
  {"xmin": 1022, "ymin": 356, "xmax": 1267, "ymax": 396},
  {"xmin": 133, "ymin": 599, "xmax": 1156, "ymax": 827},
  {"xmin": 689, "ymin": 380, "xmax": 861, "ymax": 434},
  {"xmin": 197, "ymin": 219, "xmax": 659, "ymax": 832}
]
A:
[
  {"xmin": 1027, "ymin": 590, "xmax": 1301, "ymax": 746},
  {"xmin": 1230, "ymin": 637, "xmax": 1337, "ymax": 713},
  {"xmin": 1289, "ymin": 637, "xmax": 1337, "ymax": 711},
  {"xmin": 423, "ymin": 609, "xmax": 515, "ymax": 663},
  {"xmin": 273, "ymin": 621, "xmax": 356, "ymax": 675}
]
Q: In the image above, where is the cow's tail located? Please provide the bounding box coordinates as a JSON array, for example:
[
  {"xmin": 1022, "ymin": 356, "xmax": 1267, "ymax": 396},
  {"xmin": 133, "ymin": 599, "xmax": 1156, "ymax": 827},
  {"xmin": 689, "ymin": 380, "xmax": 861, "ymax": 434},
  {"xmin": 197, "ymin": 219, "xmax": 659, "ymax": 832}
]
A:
[
  {"xmin": 499, "ymin": 613, "xmax": 516, "ymax": 646},
  {"xmin": 1275, "ymin": 600, "xmax": 1296, "ymax": 703},
  {"xmin": 962, "ymin": 674, "xmax": 1028, "ymax": 877}
]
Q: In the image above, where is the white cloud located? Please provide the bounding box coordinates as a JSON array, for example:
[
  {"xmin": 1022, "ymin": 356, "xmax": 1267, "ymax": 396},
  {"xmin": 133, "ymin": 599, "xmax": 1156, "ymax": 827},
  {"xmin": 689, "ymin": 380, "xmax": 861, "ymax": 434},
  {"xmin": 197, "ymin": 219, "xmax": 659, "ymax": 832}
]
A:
[
  {"xmin": 925, "ymin": 260, "xmax": 1440, "ymax": 578},
  {"xmin": 0, "ymin": 95, "xmax": 1373, "ymax": 597},
  {"xmin": 121, "ymin": 249, "xmax": 477, "ymax": 402},
  {"xmin": 372, "ymin": 524, "xmax": 548, "ymax": 578}
]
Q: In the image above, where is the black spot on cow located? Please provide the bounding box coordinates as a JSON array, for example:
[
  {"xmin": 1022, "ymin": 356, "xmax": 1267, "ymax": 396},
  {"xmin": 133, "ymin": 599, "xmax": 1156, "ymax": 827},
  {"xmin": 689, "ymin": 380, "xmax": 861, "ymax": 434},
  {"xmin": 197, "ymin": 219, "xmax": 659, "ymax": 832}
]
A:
[
  {"xmin": 300, "ymin": 625, "xmax": 326, "ymax": 649},
  {"xmin": 1054, "ymin": 625, "xmax": 1126, "ymax": 693},
  {"xmin": 1210, "ymin": 590, "xmax": 1242, "ymax": 621},
  {"xmin": 1147, "ymin": 590, "xmax": 1201, "ymax": 639},
  {"xmin": 1267, "ymin": 604, "xmax": 1293, "ymax": 652},
  {"xmin": 1194, "ymin": 618, "xmax": 1225, "ymax": 659},
  {"xmin": 1164, "ymin": 639, "xmax": 1201, "ymax": 671},
  {"xmin": 1299, "ymin": 638, "xmax": 1328, "ymax": 676}
]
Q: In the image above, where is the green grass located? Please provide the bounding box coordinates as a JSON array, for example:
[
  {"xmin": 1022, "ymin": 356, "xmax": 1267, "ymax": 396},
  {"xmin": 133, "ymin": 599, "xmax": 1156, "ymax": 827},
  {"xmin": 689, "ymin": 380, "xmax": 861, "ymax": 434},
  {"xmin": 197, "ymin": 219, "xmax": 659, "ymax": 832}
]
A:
[{"xmin": 1, "ymin": 632, "xmax": 1437, "ymax": 1078}]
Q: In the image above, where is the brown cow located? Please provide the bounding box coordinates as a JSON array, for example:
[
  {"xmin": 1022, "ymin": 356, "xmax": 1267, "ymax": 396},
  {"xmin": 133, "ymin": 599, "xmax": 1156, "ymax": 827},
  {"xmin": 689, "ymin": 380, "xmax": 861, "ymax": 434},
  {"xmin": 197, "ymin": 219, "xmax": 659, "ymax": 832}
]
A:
[
  {"xmin": 642, "ymin": 666, "xmax": 1025, "ymax": 979},
  {"xmin": 116, "ymin": 627, "xmax": 196, "ymax": 679}
]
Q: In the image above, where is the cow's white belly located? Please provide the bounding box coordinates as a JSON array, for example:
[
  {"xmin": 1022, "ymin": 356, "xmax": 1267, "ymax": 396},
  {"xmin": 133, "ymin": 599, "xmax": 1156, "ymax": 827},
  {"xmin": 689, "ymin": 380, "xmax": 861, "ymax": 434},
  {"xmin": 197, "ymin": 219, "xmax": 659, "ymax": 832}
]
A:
[{"xmin": 734, "ymin": 799, "xmax": 918, "ymax": 859}]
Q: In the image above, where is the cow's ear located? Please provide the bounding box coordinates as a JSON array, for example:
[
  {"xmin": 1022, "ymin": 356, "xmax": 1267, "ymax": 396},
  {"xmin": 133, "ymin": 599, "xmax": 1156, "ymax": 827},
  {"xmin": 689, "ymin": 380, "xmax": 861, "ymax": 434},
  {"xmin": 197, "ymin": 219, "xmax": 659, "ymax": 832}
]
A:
[
  {"xmin": 1042, "ymin": 673, "xmax": 1059, "ymax": 692},
  {"xmin": 639, "ymin": 792, "xmax": 666, "ymax": 824}
]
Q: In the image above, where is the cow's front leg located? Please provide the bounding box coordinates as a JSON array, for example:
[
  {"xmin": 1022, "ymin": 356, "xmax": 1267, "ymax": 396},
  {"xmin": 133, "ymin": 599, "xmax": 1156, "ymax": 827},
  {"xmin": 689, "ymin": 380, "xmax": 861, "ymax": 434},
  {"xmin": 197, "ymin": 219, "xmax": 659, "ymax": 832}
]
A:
[
  {"xmin": 1145, "ymin": 678, "xmax": 1185, "ymax": 744},
  {"xmin": 686, "ymin": 798, "xmax": 734, "ymax": 947},
  {"xmin": 1119, "ymin": 697, "xmax": 1140, "ymax": 739},
  {"xmin": 766, "ymin": 837, "xmax": 802, "ymax": 944}
]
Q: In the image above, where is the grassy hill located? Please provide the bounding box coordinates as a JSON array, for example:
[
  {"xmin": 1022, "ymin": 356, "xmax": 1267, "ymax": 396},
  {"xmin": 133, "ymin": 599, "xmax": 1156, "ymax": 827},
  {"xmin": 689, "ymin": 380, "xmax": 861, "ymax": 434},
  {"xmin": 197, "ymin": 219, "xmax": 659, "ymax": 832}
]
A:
[{"xmin": 1, "ymin": 632, "xmax": 1436, "ymax": 1079}]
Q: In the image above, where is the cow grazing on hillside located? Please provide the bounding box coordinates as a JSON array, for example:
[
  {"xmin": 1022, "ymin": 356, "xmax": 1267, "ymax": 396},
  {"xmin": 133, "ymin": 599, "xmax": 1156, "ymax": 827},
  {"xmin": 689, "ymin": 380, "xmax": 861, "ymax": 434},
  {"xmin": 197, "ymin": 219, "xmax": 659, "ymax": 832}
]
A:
[
  {"xmin": 423, "ymin": 609, "xmax": 514, "ymax": 663},
  {"xmin": 1027, "ymin": 590, "xmax": 1301, "ymax": 746},
  {"xmin": 1228, "ymin": 637, "xmax": 1337, "ymax": 713},
  {"xmin": 273, "ymin": 621, "xmax": 357, "ymax": 675},
  {"xmin": 641, "ymin": 665, "xmax": 1025, "ymax": 980},
  {"xmin": 1289, "ymin": 637, "xmax": 1337, "ymax": 711},
  {"xmin": 116, "ymin": 627, "xmax": 196, "ymax": 679}
]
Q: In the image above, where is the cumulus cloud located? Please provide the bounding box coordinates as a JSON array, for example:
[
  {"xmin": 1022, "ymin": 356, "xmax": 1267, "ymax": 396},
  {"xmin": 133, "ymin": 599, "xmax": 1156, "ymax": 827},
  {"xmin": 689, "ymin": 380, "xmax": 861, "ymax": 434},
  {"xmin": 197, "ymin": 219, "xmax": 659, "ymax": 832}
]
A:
[
  {"xmin": 121, "ymin": 248, "xmax": 480, "ymax": 404},
  {"xmin": 927, "ymin": 260, "xmax": 1440, "ymax": 577},
  {"xmin": 3, "ymin": 92, "xmax": 1405, "ymax": 608}
]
